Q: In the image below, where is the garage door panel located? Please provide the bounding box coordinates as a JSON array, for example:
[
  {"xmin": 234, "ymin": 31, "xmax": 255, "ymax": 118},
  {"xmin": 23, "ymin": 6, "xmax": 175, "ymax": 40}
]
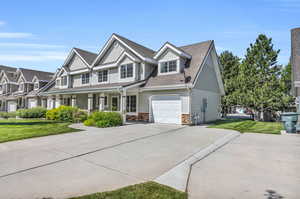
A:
[{"xmin": 151, "ymin": 95, "xmax": 181, "ymax": 124}]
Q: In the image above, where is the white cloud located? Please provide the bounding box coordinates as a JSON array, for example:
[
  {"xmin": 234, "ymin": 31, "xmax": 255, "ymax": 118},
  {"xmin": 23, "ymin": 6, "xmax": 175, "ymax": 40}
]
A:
[
  {"xmin": 0, "ymin": 21, "xmax": 5, "ymax": 26},
  {"xmin": 0, "ymin": 42, "xmax": 65, "ymax": 48},
  {"xmin": 0, "ymin": 32, "xmax": 33, "ymax": 38},
  {"xmin": 0, "ymin": 51, "xmax": 67, "ymax": 61}
]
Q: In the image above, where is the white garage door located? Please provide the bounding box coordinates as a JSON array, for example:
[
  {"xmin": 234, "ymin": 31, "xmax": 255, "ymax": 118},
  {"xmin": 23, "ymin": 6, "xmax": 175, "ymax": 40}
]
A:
[
  {"xmin": 7, "ymin": 101, "xmax": 17, "ymax": 112},
  {"xmin": 151, "ymin": 95, "xmax": 182, "ymax": 124}
]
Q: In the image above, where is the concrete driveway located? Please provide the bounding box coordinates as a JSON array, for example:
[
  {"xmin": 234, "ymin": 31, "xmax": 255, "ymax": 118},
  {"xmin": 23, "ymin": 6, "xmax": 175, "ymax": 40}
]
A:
[
  {"xmin": 188, "ymin": 133, "xmax": 300, "ymax": 199},
  {"xmin": 0, "ymin": 123, "xmax": 232, "ymax": 199}
]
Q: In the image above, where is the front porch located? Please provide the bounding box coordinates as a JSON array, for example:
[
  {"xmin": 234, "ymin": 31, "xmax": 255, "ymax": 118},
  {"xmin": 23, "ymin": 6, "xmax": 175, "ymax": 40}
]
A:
[{"xmin": 47, "ymin": 90, "xmax": 148, "ymax": 122}]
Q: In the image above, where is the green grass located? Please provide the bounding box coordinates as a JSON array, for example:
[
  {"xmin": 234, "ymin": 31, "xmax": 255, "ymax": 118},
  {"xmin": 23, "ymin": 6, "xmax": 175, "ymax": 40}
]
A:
[
  {"xmin": 69, "ymin": 182, "xmax": 187, "ymax": 199},
  {"xmin": 208, "ymin": 119, "xmax": 283, "ymax": 134},
  {"xmin": 0, "ymin": 119, "xmax": 81, "ymax": 143}
]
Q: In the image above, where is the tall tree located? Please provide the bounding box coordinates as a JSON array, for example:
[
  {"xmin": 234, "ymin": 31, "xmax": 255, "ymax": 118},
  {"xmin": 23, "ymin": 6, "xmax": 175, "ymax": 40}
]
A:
[
  {"xmin": 238, "ymin": 34, "xmax": 284, "ymax": 121},
  {"xmin": 219, "ymin": 51, "xmax": 240, "ymax": 116}
]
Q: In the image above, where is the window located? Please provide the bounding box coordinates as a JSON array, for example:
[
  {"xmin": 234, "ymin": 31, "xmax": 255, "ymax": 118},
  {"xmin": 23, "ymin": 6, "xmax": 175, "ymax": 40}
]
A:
[
  {"xmin": 104, "ymin": 96, "xmax": 108, "ymax": 106},
  {"xmin": 120, "ymin": 64, "xmax": 133, "ymax": 79},
  {"xmin": 19, "ymin": 83, "xmax": 24, "ymax": 91},
  {"xmin": 160, "ymin": 60, "xmax": 177, "ymax": 73},
  {"xmin": 81, "ymin": 73, "xmax": 90, "ymax": 84},
  {"xmin": 34, "ymin": 82, "xmax": 39, "ymax": 90},
  {"xmin": 98, "ymin": 70, "xmax": 108, "ymax": 83},
  {"xmin": 61, "ymin": 76, "xmax": 68, "ymax": 86},
  {"xmin": 126, "ymin": 95, "xmax": 136, "ymax": 112},
  {"xmin": 56, "ymin": 79, "xmax": 60, "ymax": 87}
]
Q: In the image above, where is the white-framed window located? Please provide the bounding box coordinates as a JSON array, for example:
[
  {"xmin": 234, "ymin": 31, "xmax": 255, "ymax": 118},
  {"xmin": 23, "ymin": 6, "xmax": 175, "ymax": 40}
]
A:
[
  {"xmin": 126, "ymin": 95, "xmax": 136, "ymax": 112},
  {"xmin": 61, "ymin": 76, "xmax": 68, "ymax": 86},
  {"xmin": 19, "ymin": 83, "xmax": 24, "ymax": 91},
  {"xmin": 34, "ymin": 82, "xmax": 39, "ymax": 90},
  {"xmin": 120, "ymin": 63, "xmax": 133, "ymax": 79},
  {"xmin": 160, "ymin": 60, "xmax": 177, "ymax": 73},
  {"xmin": 98, "ymin": 70, "xmax": 108, "ymax": 83},
  {"xmin": 56, "ymin": 79, "xmax": 60, "ymax": 87},
  {"xmin": 81, "ymin": 73, "xmax": 90, "ymax": 84}
]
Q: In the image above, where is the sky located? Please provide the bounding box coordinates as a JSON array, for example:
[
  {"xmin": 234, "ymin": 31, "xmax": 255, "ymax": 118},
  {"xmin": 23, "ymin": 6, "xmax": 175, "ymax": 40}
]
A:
[{"xmin": 0, "ymin": 0, "xmax": 299, "ymax": 72}]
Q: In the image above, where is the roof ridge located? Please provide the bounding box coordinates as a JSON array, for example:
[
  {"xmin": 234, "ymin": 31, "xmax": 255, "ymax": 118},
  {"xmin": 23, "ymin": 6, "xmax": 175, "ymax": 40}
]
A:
[
  {"xmin": 74, "ymin": 47, "xmax": 97, "ymax": 56},
  {"xmin": 113, "ymin": 33, "xmax": 156, "ymax": 53},
  {"xmin": 179, "ymin": 40, "xmax": 213, "ymax": 48},
  {"xmin": 19, "ymin": 68, "xmax": 54, "ymax": 74}
]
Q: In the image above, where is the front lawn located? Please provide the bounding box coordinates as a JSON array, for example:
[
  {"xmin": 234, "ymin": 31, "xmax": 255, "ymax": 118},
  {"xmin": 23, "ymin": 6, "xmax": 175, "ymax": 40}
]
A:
[
  {"xmin": 69, "ymin": 182, "xmax": 187, "ymax": 199},
  {"xmin": 208, "ymin": 119, "xmax": 283, "ymax": 134},
  {"xmin": 0, "ymin": 119, "xmax": 81, "ymax": 143}
]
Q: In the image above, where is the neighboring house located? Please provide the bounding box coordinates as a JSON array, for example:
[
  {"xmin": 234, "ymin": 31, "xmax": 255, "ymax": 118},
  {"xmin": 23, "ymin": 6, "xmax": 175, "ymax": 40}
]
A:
[
  {"xmin": 0, "ymin": 66, "xmax": 54, "ymax": 112},
  {"xmin": 42, "ymin": 33, "xmax": 224, "ymax": 124},
  {"xmin": 292, "ymin": 27, "xmax": 300, "ymax": 111}
]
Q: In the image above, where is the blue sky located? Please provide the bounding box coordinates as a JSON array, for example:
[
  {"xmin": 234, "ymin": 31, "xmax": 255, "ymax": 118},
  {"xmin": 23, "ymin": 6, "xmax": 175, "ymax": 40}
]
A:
[{"xmin": 0, "ymin": 0, "xmax": 299, "ymax": 72}]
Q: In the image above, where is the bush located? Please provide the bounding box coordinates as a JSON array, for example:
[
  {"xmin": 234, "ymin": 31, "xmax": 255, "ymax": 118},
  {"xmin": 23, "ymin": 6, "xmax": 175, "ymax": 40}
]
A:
[
  {"xmin": 83, "ymin": 119, "xmax": 95, "ymax": 126},
  {"xmin": 17, "ymin": 107, "xmax": 47, "ymax": 118},
  {"xmin": 85, "ymin": 111, "xmax": 123, "ymax": 128},
  {"xmin": 46, "ymin": 106, "xmax": 87, "ymax": 123},
  {"xmin": 0, "ymin": 112, "xmax": 17, "ymax": 119}
]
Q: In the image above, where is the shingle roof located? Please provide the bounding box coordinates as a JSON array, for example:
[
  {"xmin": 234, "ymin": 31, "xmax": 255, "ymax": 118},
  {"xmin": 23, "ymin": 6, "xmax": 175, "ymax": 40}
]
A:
[
  {"xmin": 74, "ymin": 48, "xmax": 97, "ymax": 66},
  {"xmin": 143, "ymin": 40, "xmax": 213, "ymax": 87},
  {"xmin": 19, "ymin": 68, "xmax": 54, "ymax": 82},
  {"xmin": 0, "ymin": 65, "xmax": 17, "ymax": 72},
  {"xmin": 3, "ymin": 70, "xmax": 18, "ymax": 82},
  {"xmin": 113, "ymin": 33, "xmax": 156, "ymax": 58}
]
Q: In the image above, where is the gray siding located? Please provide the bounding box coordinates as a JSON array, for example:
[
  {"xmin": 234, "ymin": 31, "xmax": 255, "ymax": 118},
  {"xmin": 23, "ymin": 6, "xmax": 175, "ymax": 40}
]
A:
[
  {"xmin": 100, "ymin": 41, "xmax": 125, "ymax": 65},
  {"xmin": 158, "ymin": 49, "xmax": 179, "ymax": 61},
  {"xmin": 68, "ymin": 55, "xmax": 88, "ymax": 71}
]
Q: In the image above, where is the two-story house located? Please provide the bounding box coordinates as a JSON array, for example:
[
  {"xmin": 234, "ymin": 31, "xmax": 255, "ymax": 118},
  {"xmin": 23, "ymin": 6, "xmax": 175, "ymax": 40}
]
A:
[
  {"xmin": 42, "ymin": 34, "xmax": 224, "ymax": 124},
  {"xmin": 0, "ymin": 66, "xmax": 54, "ymax": 112}
]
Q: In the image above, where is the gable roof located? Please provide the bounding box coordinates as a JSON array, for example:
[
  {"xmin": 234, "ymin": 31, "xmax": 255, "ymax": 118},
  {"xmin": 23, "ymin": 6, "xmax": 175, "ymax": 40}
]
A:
[
  {"xmin": 0, "ymin": 65, "xmax": 17, "ymax": 72},
  {"xmin": 153, "ymin": 42, "xmax": 192, "ymax": 60},
  {"xmin": 73, "ymin": 48, "xmax": 97, "ymax": 66},
  {"xmin": 113, "ymin": 34, "xmax": 156, "ymax": 59},
  {"xmin": 143, "ymin": 40, "xmax": 213, "ymax": 88},
  {"xmin": 18, "ymin": 68, "xmax": 54, "ymax": 82}
]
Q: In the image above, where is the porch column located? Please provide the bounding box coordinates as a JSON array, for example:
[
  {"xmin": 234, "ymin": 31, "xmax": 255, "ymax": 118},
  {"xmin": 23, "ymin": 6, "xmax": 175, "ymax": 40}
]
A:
[
  {"xmin": 55, "ymin": 95, "xmax": 62, "ymax": 108},
  {"xmin": 121, "ymin": 90, "xmax": 127, "ymax": 124},
  {"xmin": 88, "ymin": 93, "xmax": 93, "ymax": 113},
  {"xmin": 99, "ymin": 93, "xmax": 105, "ymax": 111},
  {"xmin": 71, "ymin": 95, "xmax": 77, "ymax": 107}
]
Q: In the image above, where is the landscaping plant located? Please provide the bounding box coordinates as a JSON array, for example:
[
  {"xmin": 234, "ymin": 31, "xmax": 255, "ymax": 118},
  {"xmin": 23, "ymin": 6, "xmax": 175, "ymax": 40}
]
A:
[
  {"xmin": 46, "ymin": 106, "xmax": 87, "ymax": 122},
  {"xmin": 17, "ymin": 107, "xmax": 47, "ymax": 118},
  {"xmin": 84, "ymin": 111, "xmax": 122, "ymax": 128}
]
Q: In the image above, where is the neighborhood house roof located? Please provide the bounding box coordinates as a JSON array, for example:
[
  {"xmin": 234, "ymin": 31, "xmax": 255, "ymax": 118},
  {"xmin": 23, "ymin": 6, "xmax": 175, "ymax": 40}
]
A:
[{"xmin": 19, "ymin": 68, "xmax": 54, "ymax": 82}]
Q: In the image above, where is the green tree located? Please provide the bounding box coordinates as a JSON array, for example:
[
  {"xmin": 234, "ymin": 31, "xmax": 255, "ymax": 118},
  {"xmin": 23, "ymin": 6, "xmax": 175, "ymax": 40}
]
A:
[
  {"xmin": 219, "ymin": 51, "xmax": 241, "ymax": 116},
  {"xmin": 238, "ymin": 34, "xmax": 285, "ymax": 121}
]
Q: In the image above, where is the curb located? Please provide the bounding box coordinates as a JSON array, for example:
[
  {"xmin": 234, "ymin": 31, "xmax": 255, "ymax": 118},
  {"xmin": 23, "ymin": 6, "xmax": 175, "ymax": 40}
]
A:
[{"xmin": 154, "ymin": 131, "xmax": 240, "ymax": 192}]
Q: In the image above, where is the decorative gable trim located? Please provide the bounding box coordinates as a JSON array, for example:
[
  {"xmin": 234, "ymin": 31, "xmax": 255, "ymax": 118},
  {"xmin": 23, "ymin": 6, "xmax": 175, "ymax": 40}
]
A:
[
  {"xmin": 92, "ymin": 34, "xmax": 157, "ymax": 67},
  {"xmin": 154, "ymin": 42, "xmax": 192, "ymax": 60},
  {"xmin": 63, "ymin": 48, "xmax": 91, "ymax": 70}
]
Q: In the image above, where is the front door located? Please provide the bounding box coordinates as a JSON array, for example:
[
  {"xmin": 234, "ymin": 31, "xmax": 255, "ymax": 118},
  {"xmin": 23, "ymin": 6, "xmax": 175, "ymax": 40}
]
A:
[{"xmin": 111, "ymin": 96, "xmax": 119, "ymax": 111}]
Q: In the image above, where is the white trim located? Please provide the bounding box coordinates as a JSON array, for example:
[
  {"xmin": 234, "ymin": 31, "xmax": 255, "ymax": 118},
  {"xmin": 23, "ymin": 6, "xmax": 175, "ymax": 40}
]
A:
[
  {"xmin": 154, "ymin": 43, "xmax": 192, "ymax": 60},
  {"xmin": 118, "ymin": 62, "xmax": 136, "ymax": 82},
  {"xmin": 140, "ymin": 84, "xmax": 191, "ymax": 92},
  {"xmin": 96, "ymin": 69, "xmax": 109, "ymax": 84},
  {"xmin": 69, "ymin": 68, "xmax": 89, "ymax": 75}
]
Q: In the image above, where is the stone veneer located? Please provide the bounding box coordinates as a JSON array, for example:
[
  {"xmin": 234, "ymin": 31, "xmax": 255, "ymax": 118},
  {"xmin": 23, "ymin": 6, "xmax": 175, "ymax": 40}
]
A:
[
  {"xmin": 181, "ymin": 114, "xmax": 191, "ymax": 125},
  {"xmin": 126, "ymin": 112, "xmax": 149, "ymax": 121}
]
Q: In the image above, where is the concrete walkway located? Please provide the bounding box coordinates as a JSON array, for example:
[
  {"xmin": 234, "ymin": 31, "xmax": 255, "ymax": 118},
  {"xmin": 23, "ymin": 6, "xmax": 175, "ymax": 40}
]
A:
[
  {"xmin": 188, "ymin": 133, "xmax": 300, "ymax": 199},
  {"xmin": 0, "ymin": 123, "xmax": 234, "ymax": 199}
]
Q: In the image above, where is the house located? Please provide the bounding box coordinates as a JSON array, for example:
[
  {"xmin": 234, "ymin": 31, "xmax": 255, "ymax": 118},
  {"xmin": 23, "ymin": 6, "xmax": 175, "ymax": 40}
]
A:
[
  {"xmin": 41, "ymin": 34, "xmax": 224, "ymax": 124},
  {"xmin": 0, "ymin": 65, "xmax": 54, "ymax": 112},
  {"xmin": 292, "ymin": 27, "xmax": 300, "ymax": 111}
]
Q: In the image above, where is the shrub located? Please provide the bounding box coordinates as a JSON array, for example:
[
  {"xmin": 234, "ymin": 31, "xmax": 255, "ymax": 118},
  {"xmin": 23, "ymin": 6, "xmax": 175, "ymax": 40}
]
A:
[
  {"xmin": 85, "ymin": 111, "xmax": 122, "ymax": 128},
  {"xmin": 0, "ymin": 112, "xmax": 16, "ymax": 119},
  {"xmin": 46, "ymin": 106, "xmax": 87, "ymax": 123},
  {"xmin": 17, "ymin": 107, "xmax": 47, "ymax": 118},
  {"xmin": 83, "ymin": 119, "xmax": 95, "ymax": 126}
]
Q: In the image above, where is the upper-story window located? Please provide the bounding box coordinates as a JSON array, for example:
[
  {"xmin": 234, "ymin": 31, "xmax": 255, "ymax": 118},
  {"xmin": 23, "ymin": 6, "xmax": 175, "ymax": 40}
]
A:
[
  {"xmin": 81, "ymin": 73, "xmax": 90, "ymax": 84},
  {"xmin": 120, "ymin": 64, "xmax": 133, "ymax": 79},
  {"xmin": 56, "ymin": 79, "xmax": 60, "ymax": 87},
  {"xmin": 61, "ymin": 76, "xmax": 68, "ymax": 86},
  {"xmin": 160, "ymin": 60, "xmax": 177, "ymax": 73},
  {"xmin": 19, "ymin": 83, "xmax": 24, "ymax": 91},
  {"xmin": 98, "ymin": 70, "xmax": 108, "ymax": 83},
  {"xmin": 34, "ymin": 82, "xmax": 39, "ymax": 90}
]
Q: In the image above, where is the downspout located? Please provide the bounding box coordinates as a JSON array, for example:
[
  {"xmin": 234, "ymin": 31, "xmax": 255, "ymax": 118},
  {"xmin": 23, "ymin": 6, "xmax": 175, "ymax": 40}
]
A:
[{"xmin": 187, "ymin": 84, "xmax": 192, "ymax": 125}]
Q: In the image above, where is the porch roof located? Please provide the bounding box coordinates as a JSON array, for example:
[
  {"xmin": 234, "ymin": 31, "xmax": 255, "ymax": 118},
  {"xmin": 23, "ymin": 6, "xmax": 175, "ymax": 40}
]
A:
[{"xmin": 42, "ymin": 81, "xmax": 143, "ymax": 95}]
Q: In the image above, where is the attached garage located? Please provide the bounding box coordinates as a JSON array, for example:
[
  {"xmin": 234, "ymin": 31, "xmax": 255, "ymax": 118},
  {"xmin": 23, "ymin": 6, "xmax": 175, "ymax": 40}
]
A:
[
  {"xmin": 7, "ymin": 101, "xmax": 17, "ymax": 112},
  {"xmin": 151, "ymin": 95, "xmax": 182, "ymax": 124}
]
